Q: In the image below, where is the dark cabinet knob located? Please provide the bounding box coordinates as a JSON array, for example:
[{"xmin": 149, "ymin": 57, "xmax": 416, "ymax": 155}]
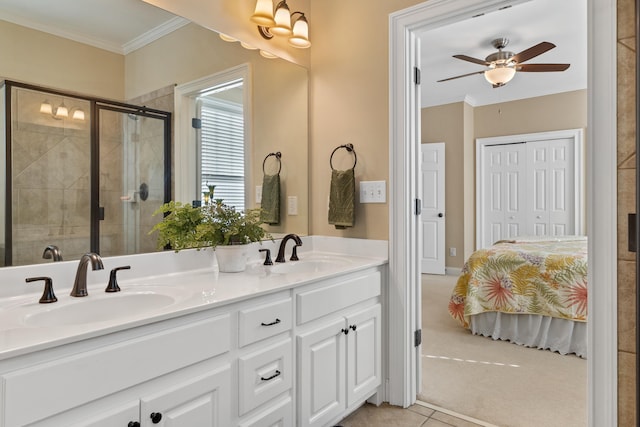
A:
[
  {"xmin": 128, "ymin": 422, "xmax": 140, "ymax": 427},
  {"xmin": 438, "ymin": 213, "xmax": 444, "ymax": 217},
  {"xmin": 150, "ymin": 412, "xmax": 162, "ymax": 424},
  {"xmin": 350, "ymin": 324, "xmax": 357, "ymax": 331},
  {"xmin": 341, "ymin": 328, "xmax": 349, "ymax": 335}
]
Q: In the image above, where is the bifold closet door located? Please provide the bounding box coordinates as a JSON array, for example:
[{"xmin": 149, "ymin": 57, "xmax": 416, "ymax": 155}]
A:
[{"xmin": 480, "ymin": 138, "xmax": 576, "ymax": 248}]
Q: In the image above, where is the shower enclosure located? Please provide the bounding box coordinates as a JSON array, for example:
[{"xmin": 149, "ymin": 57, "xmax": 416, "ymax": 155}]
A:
[{"xmin": 0, "ymin": 81, "xmax": 171, "ymax": 266}]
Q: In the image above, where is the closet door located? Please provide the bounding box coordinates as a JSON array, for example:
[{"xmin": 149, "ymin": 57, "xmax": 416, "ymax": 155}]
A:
[
  {"xmin": 527, "ymin": 138, "xmax": 575, "ymax": 236},
  {"xmin": 482, "ymin": 143, "xmax": 527, "ymax": 248}
]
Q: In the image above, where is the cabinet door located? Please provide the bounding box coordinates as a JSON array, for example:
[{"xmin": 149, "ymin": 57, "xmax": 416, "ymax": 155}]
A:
[
  {"xmin": 139, "ymin": 364, "xmax": 230, "ymax": 427},
  {"xmin": 346, "ymin": 304, "xmax": 382, "ymax": 407},
  {"xmin": 297, "ymin": 317, "xmax": 346, "ymax": 427}
]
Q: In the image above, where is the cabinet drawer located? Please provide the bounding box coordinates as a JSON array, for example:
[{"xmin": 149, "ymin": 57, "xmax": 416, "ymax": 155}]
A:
[
  {"xmin": 239, "ymin": 396, "xmax": 292, "ymax": 427},
  {"xmin": 239, "ymin": 296, "xmax": 292, "ymax": 347},
  {"xmin": 238, "ymin": 338, "xmax": 292, "ymax": 415},
  {"xmin": 296, "ymin": 270, "xmax": 381, "ymax": 324},
  {"xmin": 2, "ymin": 314, "xmax": 231, "ymax": 427}
]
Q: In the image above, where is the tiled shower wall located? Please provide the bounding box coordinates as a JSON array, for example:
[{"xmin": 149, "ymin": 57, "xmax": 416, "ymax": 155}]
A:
[{"xmin": 618, "ymin": 0, "xmax": 637, "ymax": 424}]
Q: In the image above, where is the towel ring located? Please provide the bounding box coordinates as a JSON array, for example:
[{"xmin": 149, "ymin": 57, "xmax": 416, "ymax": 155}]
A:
[
  {"xmin": 330, "ymin": 144, "xmax": 357, "ymax": 171},
  {"xmin": 263, "ymin": 152, "xmax": 282, "ymax": 175}
]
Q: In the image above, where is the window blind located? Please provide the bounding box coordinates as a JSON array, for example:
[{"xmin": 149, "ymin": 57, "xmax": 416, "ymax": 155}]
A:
[{"xmin": 199, "ymin": 99, "xmax": 245, "ymax": 211}]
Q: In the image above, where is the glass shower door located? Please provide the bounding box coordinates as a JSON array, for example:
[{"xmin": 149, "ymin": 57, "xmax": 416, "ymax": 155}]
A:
[{"xmin": 97, "ymin": 108, "xmax": 168, "ymax": 257}]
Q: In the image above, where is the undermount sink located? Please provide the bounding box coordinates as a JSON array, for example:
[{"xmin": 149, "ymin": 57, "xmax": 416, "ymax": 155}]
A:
[{"xmin": 23, "ymin": 290, "xmax": 179, "ymax": 327}]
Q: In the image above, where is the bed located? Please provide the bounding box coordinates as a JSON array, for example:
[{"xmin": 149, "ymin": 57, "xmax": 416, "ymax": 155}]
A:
[{"xmin": 448, "ymin": 236, "xmax": 588, "ymax": 358}]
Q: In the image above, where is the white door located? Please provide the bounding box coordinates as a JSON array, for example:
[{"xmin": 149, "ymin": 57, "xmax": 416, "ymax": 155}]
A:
[
  {"xmin": 482, "ymin": 143, "xmax": 527, "ymax": 248},
  {"xmin": 527, "ymin": 138, "xmax": 575, "ymax": 236},
  {"xmin": 420, "ymin": 143, "xmax": 445, "ymax": 274}
]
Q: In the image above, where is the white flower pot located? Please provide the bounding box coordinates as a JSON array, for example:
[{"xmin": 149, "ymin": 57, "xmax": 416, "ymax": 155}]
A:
[{"xmin": 215, "ymin": 245, "xmax": 249, "ymax": 272}]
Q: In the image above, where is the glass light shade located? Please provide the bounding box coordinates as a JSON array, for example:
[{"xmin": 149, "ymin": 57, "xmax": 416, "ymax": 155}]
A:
[
  {"xmin": 270, "ymin": 2, "xmax": 292, "ymax": 36},
  {"xmin": 39, "ymin": 101, "xmax": 53, "ymax": 115},
  {"xmin": 219, "ymin": 33, "xmax": 237, "ymax": 42},
  {"xmin": 240, "ymin": 41, "xmax": 258, "ymax": 50},
  {"xmin": 289, "ymin": 15, "xmax": 310, "ymax": 48},
  {"xmin": 55, "ymin": 103, "xmax": 69, "ymax": 118},
  {"xmin": 251, "ymin": 0, "xmax": 275, "ymax": 27},
  {"xmin": 484, "ymin": 66, "xmax": 516, "ymax": 85},
  {"xmin": 72, "ymin": 109, "xmax": 85, "ymax": 120},
  {"xmin": 260, "ymin": 50, "xmax": 278, "ymax": 59}
]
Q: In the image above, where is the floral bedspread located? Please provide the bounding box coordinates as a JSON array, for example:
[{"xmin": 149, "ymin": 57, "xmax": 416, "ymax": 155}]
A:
[{"xmin": 448, "ymin": 236, "xmax": 588, "ymax": 328}]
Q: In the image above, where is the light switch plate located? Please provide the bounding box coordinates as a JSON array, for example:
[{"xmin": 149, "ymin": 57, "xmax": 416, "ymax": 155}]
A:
[
  {"xmin": 360, "ymin": 180, "xmax": 386, "ymax": 203},
  {"xmin": 255, "ymin": 185, "xmax": 262, "ymax": 203},
  {"xmin": 288, "ymin": 196, "xmax": 298, "ymax": 215}
]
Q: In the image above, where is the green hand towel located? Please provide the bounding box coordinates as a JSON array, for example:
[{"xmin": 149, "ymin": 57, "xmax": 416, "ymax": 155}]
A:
[
  {"xmin": 328, "ymin": 168, "xmax": 355, "ymax": 229},
  {"xmin": 260, "ymin": 174, "xmax": 280, "ymax": 224}
]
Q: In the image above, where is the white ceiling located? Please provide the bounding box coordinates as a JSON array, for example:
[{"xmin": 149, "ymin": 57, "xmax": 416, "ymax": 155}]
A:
[
  {"xmin": 0, "ymin": 0, "xmax": 586, "ymax": 107},
  {"xmin": 418, "ymin": 0, "xmax": 587, "ymax": 107},
  {"xmin": 0, "ymin": 0, "xmax": 185, "ymax": 54}
]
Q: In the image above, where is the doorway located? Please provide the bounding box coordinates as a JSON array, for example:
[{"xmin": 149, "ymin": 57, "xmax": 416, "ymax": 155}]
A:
[{"xmin": 389, "ymin": 0, "xmax": 617, "ymax": 425}]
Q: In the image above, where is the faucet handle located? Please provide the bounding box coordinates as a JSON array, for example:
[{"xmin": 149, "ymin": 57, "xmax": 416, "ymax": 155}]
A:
[
  {"xmin": 259, "ymin": 249, "xmax": 273, "ymax": 265},
  {"xmin": 106, "ymin": 266, "xmax": 131, "ymax": 293},
  {"xmin": 26, "ymin": 276, "xmax": 57, "ymax": 303}
]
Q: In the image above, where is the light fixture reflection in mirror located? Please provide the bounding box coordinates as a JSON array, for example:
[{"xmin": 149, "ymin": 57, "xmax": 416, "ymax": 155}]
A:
[
  {"xmin": 39, "ymin": 100, "xmax": 85, "ymax": 120},
  {"xmin": 251, "ymin": 0, "xmax": 311, "ymax": 48}
]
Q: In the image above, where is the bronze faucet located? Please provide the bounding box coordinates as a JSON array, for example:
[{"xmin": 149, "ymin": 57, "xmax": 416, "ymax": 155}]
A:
[
  {"xmin": 42, "ymin": 245, "xmax": 63, "ymax": 262},
  {"xmin": 275, "ymin": 234, "xmax": 302, "ymax": 263},
  {"xmin": 70, "ymin": 253, "xmax": 104, "ymax": 297}
]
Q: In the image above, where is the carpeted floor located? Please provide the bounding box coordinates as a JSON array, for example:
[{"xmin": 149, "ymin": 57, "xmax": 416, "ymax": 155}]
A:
[{"xmin": 418, "ymin": 274, "xmax": 587, "ymax": 427}]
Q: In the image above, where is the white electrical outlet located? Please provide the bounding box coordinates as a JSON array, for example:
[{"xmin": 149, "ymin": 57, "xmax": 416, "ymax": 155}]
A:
[
  {"xmin": 360, "ymin": 180, "xmax": 386, "ymax": 203},
  {"xmin": 255, "ymin": 185, "xmax": 262, "ymax": 203},
  {"xmin": 288, "ymin": 196, "xmax": 298, "ymax": 215},
  {"xmin": 449, "ymin": 247, "xmax": 457, "ymax": 257}
]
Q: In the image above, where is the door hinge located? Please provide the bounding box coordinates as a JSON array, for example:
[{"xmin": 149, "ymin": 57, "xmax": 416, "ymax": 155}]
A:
[
  {"xmin": 191, "ymin": 118, "xmax": 202, "ymax": 129},
  {"xmin": 415, "ymin": 198, "xmax": 422, "ymax": 215},
  {"xmin": 414, "ymin": 67, "xmax": 421, "ymax": 85},
  {"xmin": 414, "ymin": 329, "xmax": 422, "ymax": 347}
]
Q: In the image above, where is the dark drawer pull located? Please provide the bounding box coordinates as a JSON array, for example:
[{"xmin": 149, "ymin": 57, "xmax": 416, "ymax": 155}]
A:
[
  {"xmin": 261, "ymin": 318, "xmax": 281, "ymax": 326},
  {"xmin": 261, "ymin": 370, "xmax": 281, "ymax": 381}
]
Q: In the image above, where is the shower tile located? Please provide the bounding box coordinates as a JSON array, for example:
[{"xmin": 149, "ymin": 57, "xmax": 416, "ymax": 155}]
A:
[
  {"xmin": 617, "ymin": 43, "xmax": 636, "ymax": 168},
  {"xmin": 617, "ymin": 260, "xmax": 636, "ymax": 353}
]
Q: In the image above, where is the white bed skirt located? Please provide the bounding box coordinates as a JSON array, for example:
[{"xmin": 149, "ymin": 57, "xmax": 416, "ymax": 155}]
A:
[{"xmin": 470, "ymin": 312, "xmax": 587, "ymax": 358}]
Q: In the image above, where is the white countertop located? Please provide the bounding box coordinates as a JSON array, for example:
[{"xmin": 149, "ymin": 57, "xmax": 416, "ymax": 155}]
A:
[{"xmin": 0, "ymin": 236, "xmax": 388, "ymax": 361}]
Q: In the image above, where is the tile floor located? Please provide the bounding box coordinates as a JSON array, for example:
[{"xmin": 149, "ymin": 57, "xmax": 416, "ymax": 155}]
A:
[{"xmin": 337, "ymin": 401, "xmax": 492, "ymax": 427}]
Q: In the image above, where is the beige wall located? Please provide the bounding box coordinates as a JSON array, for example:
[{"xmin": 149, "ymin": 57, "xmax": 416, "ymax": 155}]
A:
[
  {"xmin": 422, "ymin": 90, "xmax": 587, "ymax": 269},
  {"xmin": 126, "ymin": 23, "xmax": 309, "ymax": 236},
  {"xmin": 474, "ymin": 90, "xmax": 587, "ymax": 138},
  {"xmin": 0, "ymin": 20, "xmax": 124, "ymax": 99}
]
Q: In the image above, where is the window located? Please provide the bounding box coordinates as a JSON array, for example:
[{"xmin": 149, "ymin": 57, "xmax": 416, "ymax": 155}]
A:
[{"xmin": 198, "ymin": 94, "xmax": 245, "ymax": 210}]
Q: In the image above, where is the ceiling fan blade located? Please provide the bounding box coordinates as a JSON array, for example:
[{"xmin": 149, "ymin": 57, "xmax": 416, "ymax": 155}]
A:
[
  {"xmin": 517, "ymin": 63, "xmax": 570, "ymax": 72},
  {"xmin": 437, "ymin": 70, "xmax": 485, "ymax": 82},
  {"xmin": 452, "ymin": 54, "xmax": 489, "ymax": 66},
  {"xmin": 511, "ymin": 41, "xmax": 556, "ymax": 64}
]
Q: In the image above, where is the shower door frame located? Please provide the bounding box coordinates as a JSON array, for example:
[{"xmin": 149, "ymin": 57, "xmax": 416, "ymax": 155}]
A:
[{"xmin": 3, "ymin": 80, "xmax": 172, "ymax": 265}]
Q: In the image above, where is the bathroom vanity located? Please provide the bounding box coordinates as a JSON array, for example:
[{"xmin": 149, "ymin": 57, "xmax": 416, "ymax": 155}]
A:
[{"xmin": 0, "ymin": 237, "xmax": 387, "ymax": 427}]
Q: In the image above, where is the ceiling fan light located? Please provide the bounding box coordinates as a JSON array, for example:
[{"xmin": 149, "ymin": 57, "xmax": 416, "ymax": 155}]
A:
[
  {"xmin": 484, "ymin": 66, "xmax": 516, "ymax": 86},
  {"xmin": 251, "ymin": 0, "xmax": 276, "ymax": 27}
]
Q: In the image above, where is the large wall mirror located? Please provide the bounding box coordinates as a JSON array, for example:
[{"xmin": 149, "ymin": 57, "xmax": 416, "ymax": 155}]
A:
[{"xmin": 0, "ymin": 3, "xmax": 309, "ymax": 266}]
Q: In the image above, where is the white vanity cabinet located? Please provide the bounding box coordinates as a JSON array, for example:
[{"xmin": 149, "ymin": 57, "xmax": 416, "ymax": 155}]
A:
[
  {"xmin": 295, "ymin": 269, "xmax": 383, "ymax": 427},
  {"xmin": 0, "ymin": 312, "xmax": 233, "ymax": 427}
]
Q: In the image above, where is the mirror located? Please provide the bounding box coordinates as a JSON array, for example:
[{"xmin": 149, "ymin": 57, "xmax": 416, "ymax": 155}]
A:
[{"xmin": 0, "ymin": 9, "xmax": 309, "ymax": 266}]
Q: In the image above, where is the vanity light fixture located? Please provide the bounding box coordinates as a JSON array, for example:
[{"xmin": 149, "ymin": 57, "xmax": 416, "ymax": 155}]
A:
[
  {"xmin": 251, "ymin": 0, "xmax": 311, "ymax": 48},
  {"xmin": 40, "ymin": 100, "xmax": 85, "ymax": 120}
]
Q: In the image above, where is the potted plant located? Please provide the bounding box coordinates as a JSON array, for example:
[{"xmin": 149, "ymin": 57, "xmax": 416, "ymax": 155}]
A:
[{"xmin": 149, "ymin": 199, "xmax": 271, "ymax": 272}]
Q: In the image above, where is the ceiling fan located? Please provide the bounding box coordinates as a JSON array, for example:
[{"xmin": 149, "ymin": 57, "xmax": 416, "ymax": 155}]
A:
[{"xmin": 437, "ymin": 38, "xmax": 570, "ymax": 88}]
